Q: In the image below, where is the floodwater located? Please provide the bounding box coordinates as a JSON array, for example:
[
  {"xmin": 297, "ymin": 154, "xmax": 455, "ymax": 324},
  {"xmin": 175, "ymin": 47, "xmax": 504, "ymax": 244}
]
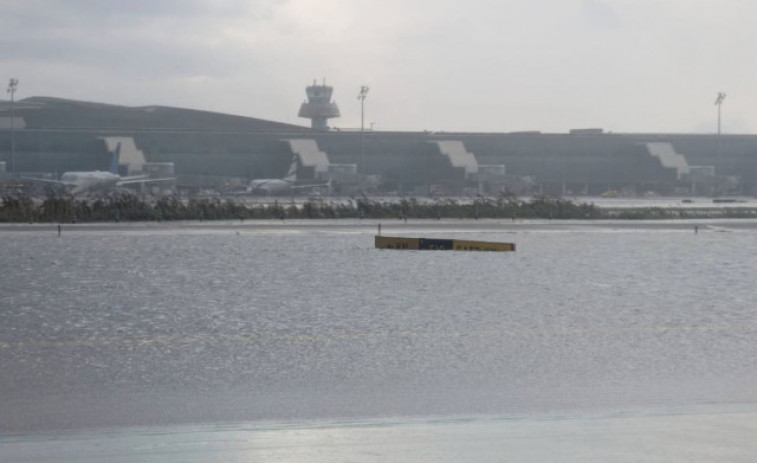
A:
[{"xmin": 2, "ymin": 219, "xmax": 757, "ymax": 461}]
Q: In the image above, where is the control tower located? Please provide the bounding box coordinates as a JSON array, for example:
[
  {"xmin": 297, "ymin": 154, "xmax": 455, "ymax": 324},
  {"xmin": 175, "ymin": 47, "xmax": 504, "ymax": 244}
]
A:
[{"xmin": 298, "ymin": 79, "xmax": 340, "ymax": 130}]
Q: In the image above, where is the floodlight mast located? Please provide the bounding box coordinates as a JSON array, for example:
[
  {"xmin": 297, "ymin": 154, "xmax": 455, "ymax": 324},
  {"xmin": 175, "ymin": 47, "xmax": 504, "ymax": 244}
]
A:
[
  {"xmin": 7, "ymin": 78, "xmax": 18, "ymax": 175},
  {"xmin": 358, "ymin": 85, "xmax": 369, "ymax": 174},
  {"xmin": 714, "ymin": 92, "xmax": 726, "ymax": 178}
]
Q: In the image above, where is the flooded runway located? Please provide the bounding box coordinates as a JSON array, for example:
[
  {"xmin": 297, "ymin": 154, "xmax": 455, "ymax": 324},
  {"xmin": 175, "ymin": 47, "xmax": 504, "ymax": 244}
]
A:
[
  {"xmin": 2, "ymin": 220, "xmax": 757, "ymax": 459},
  {"xmin": 3, "ymin": 406, "xmax": 757, "ymax": 463}
]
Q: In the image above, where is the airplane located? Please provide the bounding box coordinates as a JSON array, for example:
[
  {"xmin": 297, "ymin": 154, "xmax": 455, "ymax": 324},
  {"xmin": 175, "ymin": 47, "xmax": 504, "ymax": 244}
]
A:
[
  {"xmin": 247, "ymin": 155, "xmax": 331, "ymax": 195},
  {"xmin": 23, "ymin": 143, "xmax": 174, "ymax": 195}
]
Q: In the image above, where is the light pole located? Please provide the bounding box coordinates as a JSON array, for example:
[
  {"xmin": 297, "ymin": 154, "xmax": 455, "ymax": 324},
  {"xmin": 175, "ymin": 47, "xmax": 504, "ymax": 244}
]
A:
[
  {"xmin": 715, "ymin": 91, "xmax": 726, "ymax": 179},
  {"xmin": 7, "ymin": 78, "xmax": 18, "ymax": 175},
  {"xmin": 358, "ymin": 85, "xmax": 369, "ymax": 174}
]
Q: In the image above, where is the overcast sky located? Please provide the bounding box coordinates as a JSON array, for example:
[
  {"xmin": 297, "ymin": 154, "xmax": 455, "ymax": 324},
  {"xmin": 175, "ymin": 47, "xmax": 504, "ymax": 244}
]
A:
[{"xmin": 1, "ymin": 0, "xmax": 754, "ymax": 133}]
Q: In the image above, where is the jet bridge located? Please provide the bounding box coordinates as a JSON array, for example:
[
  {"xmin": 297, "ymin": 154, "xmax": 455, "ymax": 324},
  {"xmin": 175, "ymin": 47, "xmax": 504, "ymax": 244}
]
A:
[
  {"xmin": 640, "ymin": 142, "xmax": 690, "ymax": 180},
  {"xmin": 430, "ymin": 140, "xmax": 479, "ymax": 176},
  {"xmin": 427, "ymin": 140, "xmax": 507, "ymax": 194},
  {"xmin": 282, "ymin": 138, "xmax": 330, "ymax": 180},
  {"xmin": 101, "ymin": 137, "xmax": 146, "ymax": 175}
]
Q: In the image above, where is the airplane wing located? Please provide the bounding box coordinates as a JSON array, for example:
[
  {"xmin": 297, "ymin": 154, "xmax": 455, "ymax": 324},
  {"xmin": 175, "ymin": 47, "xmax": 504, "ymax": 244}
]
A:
[
  {"xmin": 289, "ymin": 180, "xmax": 331, "ymax": 190},
  {"xmin": 116, "ymin": 177, "xmax": 175, "ymax": 186},
  {"xmin": 118, "ymin": 174, "xmax": 150, "ymax": 182},
  {"xmin": 21, "ymin": 177, "xmax": 79, "ymax": 187}
]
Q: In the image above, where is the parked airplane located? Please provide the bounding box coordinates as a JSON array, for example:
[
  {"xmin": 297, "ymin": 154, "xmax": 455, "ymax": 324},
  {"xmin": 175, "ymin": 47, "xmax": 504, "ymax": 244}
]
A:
[
  {"xmin": 24, "ymin": 143, "xmax": 174, "ymax": 195},
  {"xmin": 247, "ymin": 155, "xmax": 331, "ymax": 195}
]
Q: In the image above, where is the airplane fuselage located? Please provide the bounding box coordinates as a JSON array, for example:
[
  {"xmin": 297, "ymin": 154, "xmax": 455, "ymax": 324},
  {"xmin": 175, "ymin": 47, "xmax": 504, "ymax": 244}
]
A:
[
  {"xmin": 247, "ymin": 179, "xmax": 294, "ymax": 195},
  {"xmin": 246, "ymin": 153, "xmax": 330, "ymax": 196},
  {"xmin": 59, "ymin": 171, "xmax": 122, "ymax": 193},
  {"xmin": 61, "ymin": 171, "xmax": 121, "ymax": 185},
  {"xmin": 23, "ymin": 142, "xmax": 173, "ymax": 195}
]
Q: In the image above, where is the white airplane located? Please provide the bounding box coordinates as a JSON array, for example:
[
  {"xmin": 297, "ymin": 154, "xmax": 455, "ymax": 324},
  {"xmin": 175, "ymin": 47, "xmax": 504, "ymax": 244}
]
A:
[
  {"xmin": 247, "ymin": 155, "xmax": 331, "ymax": 195},
  {"xmin": 24, "ymin": 143, "xmax": 174, "ymax": 195}
]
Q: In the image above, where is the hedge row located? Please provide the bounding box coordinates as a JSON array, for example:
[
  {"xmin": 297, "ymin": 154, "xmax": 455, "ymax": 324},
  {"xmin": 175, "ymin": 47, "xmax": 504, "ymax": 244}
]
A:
[{"xmin": 3, "ymin": 193, "xmax": 755, "ymax": 222}]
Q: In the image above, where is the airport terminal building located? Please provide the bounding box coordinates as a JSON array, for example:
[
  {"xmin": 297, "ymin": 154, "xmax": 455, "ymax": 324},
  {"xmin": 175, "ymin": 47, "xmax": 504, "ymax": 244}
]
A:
[{"xmin": 2, "ymin": 94, "xmax": 757, "ymax": 197}]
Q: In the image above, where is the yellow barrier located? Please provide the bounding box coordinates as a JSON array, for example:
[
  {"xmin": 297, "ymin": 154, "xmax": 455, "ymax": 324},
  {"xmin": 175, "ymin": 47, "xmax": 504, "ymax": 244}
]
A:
[
  {"xmin": 375, "ymin": 236, "xmax": 420, "ymax": 250},
  {"xmin": 452, "ymin": 239, "xmax": 515, "ymax": 252},
  {"xmin": 375, "ymin": 236, "xmax": 515, "ymax": 252}
]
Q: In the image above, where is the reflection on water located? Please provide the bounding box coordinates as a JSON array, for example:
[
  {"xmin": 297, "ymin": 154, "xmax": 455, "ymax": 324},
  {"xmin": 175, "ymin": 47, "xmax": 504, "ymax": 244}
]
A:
[
  {"xmin": 1, "ymin": 222, "xmax": 757, "ymax": 435},
  {"xmin": 3, "ymin": 407, "xmax": 757, "ymax": 463}
]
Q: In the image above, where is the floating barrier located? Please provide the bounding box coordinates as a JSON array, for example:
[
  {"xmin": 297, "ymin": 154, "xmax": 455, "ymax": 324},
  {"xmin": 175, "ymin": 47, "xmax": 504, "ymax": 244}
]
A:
[{"xmin": 375, "ymin": 236, "xmax": 515, "ymax": 252}]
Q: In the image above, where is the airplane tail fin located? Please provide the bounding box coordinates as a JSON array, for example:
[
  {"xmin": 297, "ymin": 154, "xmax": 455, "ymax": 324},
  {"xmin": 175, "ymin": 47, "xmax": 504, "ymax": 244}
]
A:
[
  {"xmin": 109, "ymin": 142, "xmax": 122, "ymax": 175},
  {"xmin": 283, "ymin": 154, "xmax": 298, "ymax": 182}
]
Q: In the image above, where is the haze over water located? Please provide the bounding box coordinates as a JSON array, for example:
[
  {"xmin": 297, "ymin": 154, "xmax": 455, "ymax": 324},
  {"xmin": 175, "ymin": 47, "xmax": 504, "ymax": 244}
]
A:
[{"xmin": 2, "ymin": 220, "xmax": 757, "ymax": 461}]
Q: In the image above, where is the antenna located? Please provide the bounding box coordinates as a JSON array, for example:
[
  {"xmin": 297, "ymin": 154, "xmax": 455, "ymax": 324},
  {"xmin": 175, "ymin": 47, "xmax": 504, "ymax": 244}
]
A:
[
  {"xmin": 358, "ymin": 86, "xmax": 370, "ymax": 174},
  {"xmin": 715, "ymin": 91, "xmax": 727, "ymax": 180},
  {"xmin": 6, "ymin": 78, "xmax": 18, "ymax": 94},
  {"xmin": 7, "ymin": 78, "xmax": 19, "ymax": 174}
]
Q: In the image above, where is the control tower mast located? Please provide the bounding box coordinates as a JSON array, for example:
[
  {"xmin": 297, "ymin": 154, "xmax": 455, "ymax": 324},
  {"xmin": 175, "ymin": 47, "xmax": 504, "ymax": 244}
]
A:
[{"xmin": 298, "ymin": 79, "xmax": 340, "ymax": 130}]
